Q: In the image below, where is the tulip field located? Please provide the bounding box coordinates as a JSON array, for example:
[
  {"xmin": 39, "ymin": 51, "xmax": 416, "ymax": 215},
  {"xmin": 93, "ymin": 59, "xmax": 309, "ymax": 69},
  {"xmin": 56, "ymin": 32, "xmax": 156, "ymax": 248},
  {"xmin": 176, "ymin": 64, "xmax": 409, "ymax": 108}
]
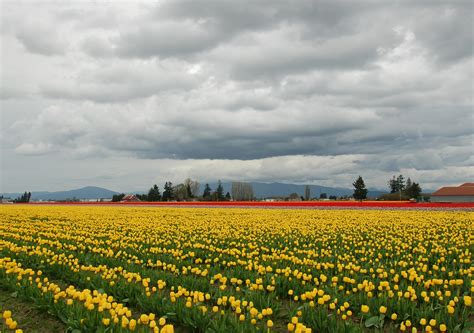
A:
[{"xmin": 0, "ymin": 205, "xmax": 472, "ymax": 333}]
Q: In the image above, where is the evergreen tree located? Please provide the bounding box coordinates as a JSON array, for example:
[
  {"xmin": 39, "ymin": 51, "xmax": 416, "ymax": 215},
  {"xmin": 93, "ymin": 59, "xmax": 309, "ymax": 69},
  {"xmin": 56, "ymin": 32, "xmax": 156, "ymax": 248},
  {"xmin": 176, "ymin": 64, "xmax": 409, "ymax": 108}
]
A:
[
  {"xmin": 352, "ymin": 176, "xmax": 368, "ymax": 201},
  {"xmin": 162, "ymin": 182, "xmax": 174, "ymax": 201},
  {"xmin": 225, "ymin": 192, "xmax": 231, "ymax": 201},
  {"xmin": 148, "ymin": 184, "xmax": 161, "ymax": 201},
  {"xmin": 405, "ymin": 181, "xmax": 422, "ymax": 199},
  {"xmin": 216, "ymin": 180, "xmax": 225, "ymax": 201},
  {"xmin": 405, "ymin": 177, "xmax": 412, "ymax": 190},
  {"xmin": 388, "ymin": 174, "xmax": 406, "ymax": 193},
  {"xmin": 388, "ymin": 175, "xmax": 398, "ymax": 193},
  {"xmin": 203, "ymin": 184, "xmax": 212, "ymax": 200},
  {"xmin": 397, "ymin": 175, "xmax": 405, "ymax": 192},
  {"xmin": 135, "ymin": 194, "xmax": 148, "ymax": 201},
  {"xmin": 14, "ymin": 191, "xmax": 31, "ymax": 203}
]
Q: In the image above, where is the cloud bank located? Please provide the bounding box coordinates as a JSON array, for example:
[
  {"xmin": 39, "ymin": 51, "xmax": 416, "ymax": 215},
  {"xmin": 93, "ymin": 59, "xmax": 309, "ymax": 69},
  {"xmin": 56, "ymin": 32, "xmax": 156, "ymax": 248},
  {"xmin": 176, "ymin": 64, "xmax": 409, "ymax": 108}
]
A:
[{"xmin": 1, "ymin": 1, "xmax": 472, "ymax": 192}]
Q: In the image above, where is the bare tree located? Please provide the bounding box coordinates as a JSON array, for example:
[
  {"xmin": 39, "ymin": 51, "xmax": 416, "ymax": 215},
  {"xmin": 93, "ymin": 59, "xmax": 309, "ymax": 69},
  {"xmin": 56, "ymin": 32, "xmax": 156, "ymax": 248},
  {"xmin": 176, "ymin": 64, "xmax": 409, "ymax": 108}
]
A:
[
  {"xmin": 183, "ymin": 178, "xmax": 200, "ymax": 198},
  {"xmin": 173, "ymin": 184, "xmax": 188, "ymax": 201},
  {"xmin": 304, "ymin": 185, "xmax": 311, "ymax": 201},
  {"xmin": 231, "ymin": 182, "xmax": 241, "ymax": 200},
  {"xmin": 231, "ymin": 182, "xmax": 254, "ymax": 201}
]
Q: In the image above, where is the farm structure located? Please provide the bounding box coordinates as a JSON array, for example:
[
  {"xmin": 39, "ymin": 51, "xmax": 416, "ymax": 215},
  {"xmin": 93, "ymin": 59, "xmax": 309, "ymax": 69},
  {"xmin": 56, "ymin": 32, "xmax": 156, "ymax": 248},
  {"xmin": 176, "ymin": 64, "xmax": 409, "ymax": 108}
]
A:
[{"xmin": 431, "ymin": 183, "xmax": 474, "ymax": 202}]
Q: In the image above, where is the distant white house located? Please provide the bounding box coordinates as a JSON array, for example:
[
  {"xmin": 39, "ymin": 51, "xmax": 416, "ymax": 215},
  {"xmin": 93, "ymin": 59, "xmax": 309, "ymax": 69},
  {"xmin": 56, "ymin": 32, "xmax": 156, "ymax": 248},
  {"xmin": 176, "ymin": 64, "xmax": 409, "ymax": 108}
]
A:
[{"xmin": 431, "ymin": 183, "xmax": 474, "ymax": 203}]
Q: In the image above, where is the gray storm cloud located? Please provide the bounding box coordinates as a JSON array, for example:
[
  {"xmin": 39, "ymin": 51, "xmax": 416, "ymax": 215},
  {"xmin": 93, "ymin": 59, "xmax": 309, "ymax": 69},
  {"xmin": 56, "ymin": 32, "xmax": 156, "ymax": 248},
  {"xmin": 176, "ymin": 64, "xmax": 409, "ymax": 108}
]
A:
[{"xmin": 0, "ymin": 1, "xmax": 472, "ymax": 192}]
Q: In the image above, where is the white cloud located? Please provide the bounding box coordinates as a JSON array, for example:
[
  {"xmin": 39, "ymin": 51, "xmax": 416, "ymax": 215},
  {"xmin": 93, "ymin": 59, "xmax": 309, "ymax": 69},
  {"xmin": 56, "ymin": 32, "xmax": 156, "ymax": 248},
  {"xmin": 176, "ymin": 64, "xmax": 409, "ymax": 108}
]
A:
[{"xmin": 14, "ymin": 142, "xmax": 55, "ymax": 155}]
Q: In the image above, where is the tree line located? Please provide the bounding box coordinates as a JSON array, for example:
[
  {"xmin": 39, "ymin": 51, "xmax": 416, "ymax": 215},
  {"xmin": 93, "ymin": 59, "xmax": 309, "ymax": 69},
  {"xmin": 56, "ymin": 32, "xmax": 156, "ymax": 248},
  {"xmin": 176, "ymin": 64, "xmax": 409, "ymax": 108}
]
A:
[
  {"xmin": 112, "ymin": 179, "xmax": 236, "ymax": 202},
  {"xmin": 388, "ymin": 175, "xmax": 422, "ymax": 199},
  {"xmin": 13, "ymin": 191, "xmax": 31, "ymax": 203},
  {"xmin": 352, "ymin": 174, "xmax": 422, "ymax": 201},
  {"xmin": 111, "ymin": 175, "xmax": 423, "ymax": 202}
]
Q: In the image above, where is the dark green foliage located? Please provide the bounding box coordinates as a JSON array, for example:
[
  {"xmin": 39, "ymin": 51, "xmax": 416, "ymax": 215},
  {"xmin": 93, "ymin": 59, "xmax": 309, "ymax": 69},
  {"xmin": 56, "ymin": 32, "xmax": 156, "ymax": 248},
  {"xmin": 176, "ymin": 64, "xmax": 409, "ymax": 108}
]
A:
[
  {"xmin": 112, "ymin": 193, "xmax": 125, "ymax": 202},
  {"xmin": 134, "ymin": 194, "xmax": 147, "ymax": 201},
  {"xmin": 353, "ymin": 176, "xmax": 368, "ymax": 201},
  {"xmin": 162, "ymin": 182, "xmax": 174, "ymax": 201},
  {"xmin": 14, "ymin": 191, "xmax": 31, "ymax": 203},
  {"xmin": 203, "ymin": 184, "xmax": 212, "ymax": 200},
  {"xmin": 405, "ymin": 181, "xmax": 422, "ymax": 199},
  {"xmin": 215, "ymin": 180, "xmax": 225, "ymax": 201},
  {"xmin": 148, "ymin": 184, "xmax": 161, "ymax": 202},
  {"xmin": 388, "ymin": 175, "xmax": 422, "ymax": 200},
  {"xmin": 388, "ymin": 174, "xmax": 405, "ymax": 193}
]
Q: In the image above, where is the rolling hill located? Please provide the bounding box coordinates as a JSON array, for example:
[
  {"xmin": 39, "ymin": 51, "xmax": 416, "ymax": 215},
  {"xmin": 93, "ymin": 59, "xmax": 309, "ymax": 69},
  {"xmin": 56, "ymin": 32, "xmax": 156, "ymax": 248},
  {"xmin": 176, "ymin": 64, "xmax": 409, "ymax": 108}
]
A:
[{"xmin": 1, "ymin": 186, "xmax": 119, "ymax": 201}]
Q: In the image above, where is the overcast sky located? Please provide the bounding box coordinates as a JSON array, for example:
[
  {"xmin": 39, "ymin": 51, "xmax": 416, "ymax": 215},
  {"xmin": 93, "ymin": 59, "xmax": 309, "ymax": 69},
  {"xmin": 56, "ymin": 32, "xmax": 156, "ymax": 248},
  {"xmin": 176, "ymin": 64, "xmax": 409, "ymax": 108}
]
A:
[{"xmin": 1, "ymin": 0, "xmax": 473, "ymax": 193}]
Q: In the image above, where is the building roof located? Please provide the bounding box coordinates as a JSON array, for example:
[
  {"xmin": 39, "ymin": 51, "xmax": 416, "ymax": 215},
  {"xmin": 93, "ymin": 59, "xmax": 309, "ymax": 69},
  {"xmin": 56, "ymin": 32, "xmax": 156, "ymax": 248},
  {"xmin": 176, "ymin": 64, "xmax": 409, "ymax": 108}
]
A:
[
  {"xmin": 122, "ymin": 194, "xmax": 140, "ymax": 201},
  {"xmin": 432, "ymin": 184, "xmax": 474, "ymax": 196}
]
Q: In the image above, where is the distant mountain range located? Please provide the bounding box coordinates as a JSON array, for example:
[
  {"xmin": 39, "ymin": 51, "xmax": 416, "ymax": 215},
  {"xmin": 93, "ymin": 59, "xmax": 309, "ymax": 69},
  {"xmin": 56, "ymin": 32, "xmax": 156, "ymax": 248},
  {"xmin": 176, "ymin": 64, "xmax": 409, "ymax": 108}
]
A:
[
  {"xmin": 1, "ymin": 182, "xmax": 387, "ymax": 201},
  {"xmin": 1, "ymin": 186, "xmax": 119, "ymax": 201}
]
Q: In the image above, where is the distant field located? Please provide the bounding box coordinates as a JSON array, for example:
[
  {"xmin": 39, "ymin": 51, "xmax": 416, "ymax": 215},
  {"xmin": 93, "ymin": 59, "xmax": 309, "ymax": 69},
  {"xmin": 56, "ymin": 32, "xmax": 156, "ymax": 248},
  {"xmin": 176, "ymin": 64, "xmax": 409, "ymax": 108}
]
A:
[{"xmin": 0, "ymin": 205, "xmax": 472, "ymax": 332}]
